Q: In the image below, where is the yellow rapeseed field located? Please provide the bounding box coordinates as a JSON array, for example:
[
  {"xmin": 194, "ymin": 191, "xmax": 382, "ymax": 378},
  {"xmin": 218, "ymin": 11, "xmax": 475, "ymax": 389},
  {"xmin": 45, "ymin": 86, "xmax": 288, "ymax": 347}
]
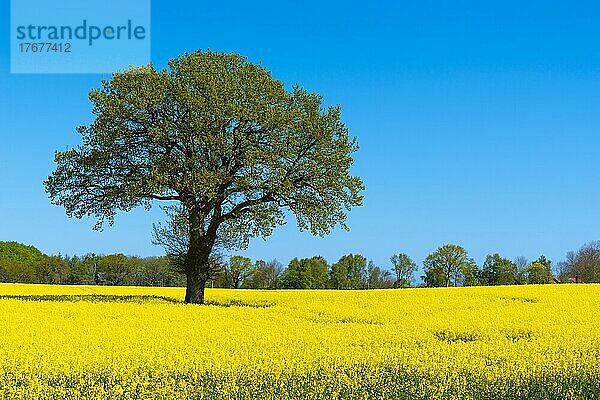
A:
[{"xmin": 0, "ymin": 283, "xmax": 599, "ymax": 399}]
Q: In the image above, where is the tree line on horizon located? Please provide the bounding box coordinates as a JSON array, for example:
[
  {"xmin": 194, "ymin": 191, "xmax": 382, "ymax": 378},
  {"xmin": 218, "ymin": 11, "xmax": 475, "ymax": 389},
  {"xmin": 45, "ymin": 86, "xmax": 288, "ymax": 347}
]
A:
[{"xmin": 1, "ymin": 240, "xmax": 598, "ymax": 289}]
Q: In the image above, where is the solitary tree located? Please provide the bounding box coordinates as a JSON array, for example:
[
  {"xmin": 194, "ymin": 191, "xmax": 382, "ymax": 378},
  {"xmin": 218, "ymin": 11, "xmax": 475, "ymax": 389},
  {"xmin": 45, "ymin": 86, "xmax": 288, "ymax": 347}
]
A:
[{"xmin": 45, "ymin": 50, "xmax": 364, "ymax": 303}]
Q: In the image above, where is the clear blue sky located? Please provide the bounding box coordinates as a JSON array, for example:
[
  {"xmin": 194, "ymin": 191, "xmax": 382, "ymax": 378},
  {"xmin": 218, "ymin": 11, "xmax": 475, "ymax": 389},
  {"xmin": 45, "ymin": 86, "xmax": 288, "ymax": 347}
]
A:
[{"xmin": 1, "ymin": 1, "xmax": 599, "ymax": 276}]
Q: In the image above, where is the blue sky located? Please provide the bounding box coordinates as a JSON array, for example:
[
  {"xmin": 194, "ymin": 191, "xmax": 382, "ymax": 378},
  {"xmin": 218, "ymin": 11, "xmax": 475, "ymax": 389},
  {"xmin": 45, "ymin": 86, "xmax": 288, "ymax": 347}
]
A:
[{"xmin": 1, "ymin": 1, "xmax": 599, "ymax": 276}]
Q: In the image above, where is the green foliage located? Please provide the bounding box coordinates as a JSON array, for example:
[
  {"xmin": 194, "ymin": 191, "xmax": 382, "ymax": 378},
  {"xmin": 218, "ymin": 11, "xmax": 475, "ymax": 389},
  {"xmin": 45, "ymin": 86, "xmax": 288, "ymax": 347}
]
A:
[
  {"xmin": 280, "ymin": 258, "xmax": 308, "ymax": 289},
  {"xmin": 0, "ymin": 243, "xmax": 185, "ymax": 287},
  {"xmin": 461, "ymin": 263, "xmax": 481, "ymax": 287},
  {"xmin": 330, "ymin": 254, "xmax": 367, "ymax": 290},
  {"xmin": 366, "ymin": 260, "xmax": 394, "ymax": 289},
  {"xmin": 558, "ymin": 241, "xmax": 600, "ymax": 282},
  {"xmin": 222, "ymin": 256, "xmax": 253, "ymax": 289},
  {"xmin": 478, "ymin": 254, "xmax": 517, "ymax": 286},
  {"xmin": 45, "ymin": 50, "xmax": 364, "ymax": 303},
  {"xmin": 390, "ymin": 253, "xmax": 417, "ymax": 288},
  {"xmin": 0, "ymin": 241, "xmax": 67, "ymax": 283},
  {"xmin": 422, "ymin": 264, "xmax": 448, "ymax": 287},
  {"xmin": 513, "ymin": 256, "xmax": 529, "ymax": 285},
  {"xmin": 245, "ymin": 260, "xmax": 283, "ymax": 289},
  {"xmin": 0, "ymin": 242, "xmax": 44, "ymax": 264},
  {"xmin": 96, "ymin": 254, "xmax": 132, "ymax": 286},
  {"xmin": 36, "ymin": 255, "xmax": 70, "ymax": 284},
  {"xmin": 423, "ymin": 244, "xmax": 476, "ymax": 287},
  {"xmin": 281, "ymin": 256, "xmax": 330, "ymax": 289},
  {"xmin": 0, "ymin": 242, "xmax": 44, "ymax": 282},
  {"xmin": 141, "ymin": 256, "xmax": 186, "ymax": 286},
  {"xmin": 527, "ymin": 256, "xmax": 553, "ymax": 284},
  {"xmin": 67, "ymin": 254, "xmax": 185, "ymax": 286},
  {"xmin": 68, "ymin": 254, "xmax": 99, "ymax": 284},
  {"xmin": 534, "ymin": 255, "xmax": 552, "ymax": 270}
]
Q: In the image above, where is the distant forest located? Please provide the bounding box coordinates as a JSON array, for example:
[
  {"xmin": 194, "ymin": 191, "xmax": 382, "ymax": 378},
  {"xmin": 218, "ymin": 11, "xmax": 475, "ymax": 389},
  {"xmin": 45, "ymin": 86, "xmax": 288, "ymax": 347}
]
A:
[{"xmin": 0, "ymin": 241, "xmax": 598, "ymax": 289}]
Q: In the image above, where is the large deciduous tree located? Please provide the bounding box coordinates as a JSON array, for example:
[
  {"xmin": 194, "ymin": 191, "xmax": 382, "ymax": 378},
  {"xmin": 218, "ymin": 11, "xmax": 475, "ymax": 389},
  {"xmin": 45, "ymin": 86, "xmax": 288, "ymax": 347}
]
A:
[{"xmin": 45, "ymin": 50, "xmax": 364, "ymax": 304}]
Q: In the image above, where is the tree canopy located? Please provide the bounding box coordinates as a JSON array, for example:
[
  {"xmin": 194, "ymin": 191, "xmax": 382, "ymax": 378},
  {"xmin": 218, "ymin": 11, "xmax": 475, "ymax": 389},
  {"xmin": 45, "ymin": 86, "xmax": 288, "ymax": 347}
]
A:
[
  {"xmin": 0, "ymin": 241, "xmax": 68, "ymax": 284},
  {"xmin": 330, "ymin": 254, "xmax": 367, "ymax": 289},
  {"xmin": 526, "ymin": 256, "xmax": 553, "ymax": 284},
  {"xmin": 479, "ymin": 254, "xmax": 516, "ymax": 286},
  {"xmin": 558, "ymin": 241, "xmax": 600, "ymax": 282},
  {"xmin": 423, "ymin": 244, "xmax": 476, "ymax": 287},
  {"xmin": 280, "ymin": 256, "xmax": 330, "ymax": 289},
  {"xmin": 45, "ymin": 50, "xmax": 364, "ymax": 303},
  {"xmin": 390, "ymin": 253, "xmax": 417, "ymax": 288}
]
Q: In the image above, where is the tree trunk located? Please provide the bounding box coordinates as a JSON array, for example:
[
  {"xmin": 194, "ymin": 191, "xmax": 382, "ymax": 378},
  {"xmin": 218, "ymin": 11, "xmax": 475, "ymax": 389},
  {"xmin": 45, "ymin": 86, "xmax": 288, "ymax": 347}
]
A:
[
  {"xmin": 185, "ymin": 239, "xmax": 212, "ymax": 304},
  {"xmin": 184, "ymin": 247, "xmax": 211, "ymax": 304},
  {"xmin": 183, "ymin": 204, "xmax": 215, "ymax": 304},
  {"xmin": 185, "ymin": 270, "xmax": 206, "ymax": 304}
]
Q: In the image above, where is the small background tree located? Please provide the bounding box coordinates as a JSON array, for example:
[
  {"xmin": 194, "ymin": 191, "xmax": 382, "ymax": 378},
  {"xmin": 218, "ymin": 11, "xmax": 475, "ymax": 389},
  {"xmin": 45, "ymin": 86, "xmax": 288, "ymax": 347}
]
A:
[
  {"xmin": 281, "ymin": 256, "xmax": 329, "ymax": 289},
  {"xmin": 223, "ymin": 256, "xmax": 252, "ymax": 289},
  {"xmin": 423, "ymin": 244, "xmax": 476, "ymax": 287},
  {"xmin": 390, "ymin": 253, "xmax": 417, "ymax": 288},
  {"xmin": 245, "ymin": 259, "xmax": 283, "ymax": 289},
  {"xmin": 513, "ymin": 256, "xmax": 529, "ymax": 285},
  {"xmin": 526, "ymin": 256, "xmax": 553, "ymax": 284},
  {"xmin": 478, "ymin": 254, "xmax": 516, "ymax": 286},
  {"xmin": 366, "ymin": 260, "xmax": 394, "ymax": 289},
  {"xmin": 558, "ymin": 241, "xmax": 600, "ymax": 282},
  {"xmin": 330, "ymin": 254, "xmax": 367, "ymax": 289}
]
